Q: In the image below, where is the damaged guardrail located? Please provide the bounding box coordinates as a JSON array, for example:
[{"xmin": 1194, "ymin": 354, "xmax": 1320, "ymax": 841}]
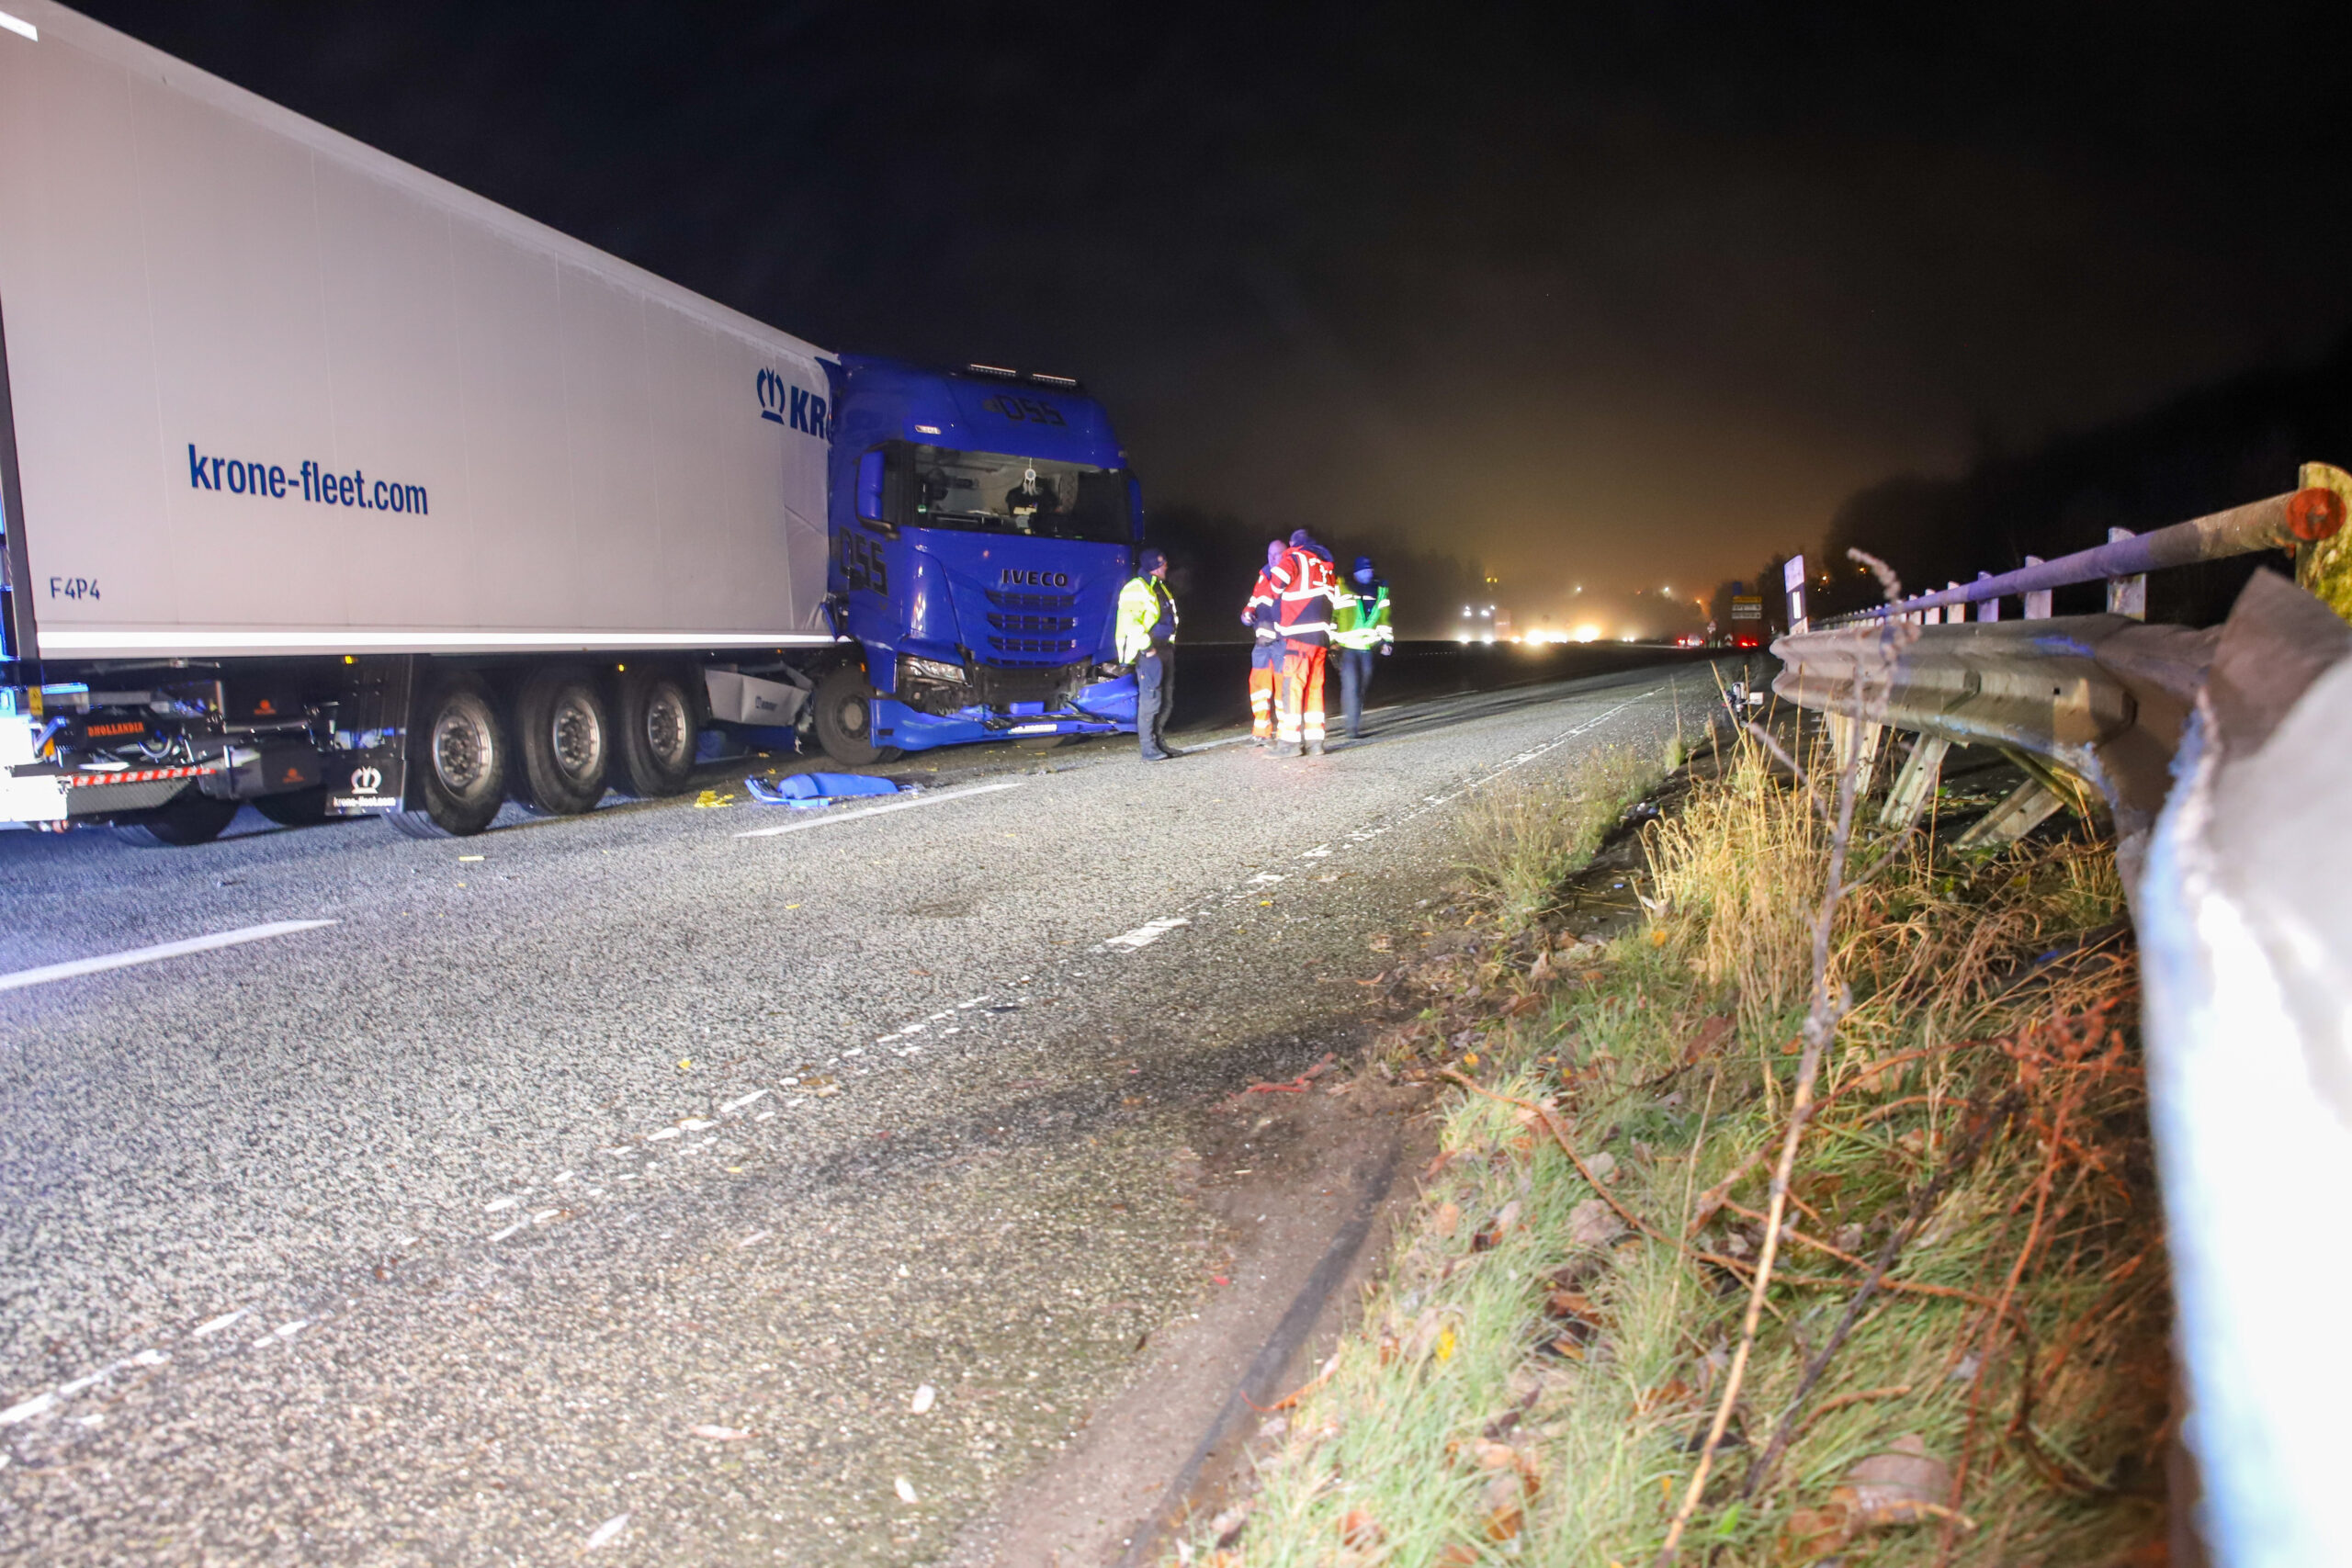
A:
[{"xmin": 1769, "ymin": 466, "xmax": 2352, "ymax": 1566}]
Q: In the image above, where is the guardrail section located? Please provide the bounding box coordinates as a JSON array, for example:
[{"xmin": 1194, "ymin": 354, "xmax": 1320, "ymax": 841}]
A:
[{"xmin": 2137, "ymin": 573, "xmax": 2352, "ymax": 1568}]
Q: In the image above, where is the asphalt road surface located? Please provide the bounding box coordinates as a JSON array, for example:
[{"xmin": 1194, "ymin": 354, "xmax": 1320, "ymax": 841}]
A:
[{"xmin": 0, "ymin": 660, "xmax": 1702, "ymax": 1564}]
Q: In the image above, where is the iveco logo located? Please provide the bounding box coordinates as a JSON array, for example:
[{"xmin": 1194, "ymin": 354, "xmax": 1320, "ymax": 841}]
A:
[
  {"xmin": 350, "ymin": 766, "xmax": 383, "ymax": 794},
  {"xmin": 1001, "ymin": 569, "xmax": 1071, "ymax": 588},
  {"xmin": 756, "ymin": 367, "xmax": 788, "ymax": 423}
]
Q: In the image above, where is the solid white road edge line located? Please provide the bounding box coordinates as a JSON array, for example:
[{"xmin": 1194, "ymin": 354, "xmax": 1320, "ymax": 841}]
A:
[
  {"xmin": 733, "ymin": 778, "xmax": 1026, "ymax": 838},
  {"xmin": 0, "ymin": 919, "xmax": 339, "ymax": 994}
]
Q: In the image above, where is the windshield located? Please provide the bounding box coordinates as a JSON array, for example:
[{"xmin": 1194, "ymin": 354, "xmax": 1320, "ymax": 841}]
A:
[{"xmin": 901, "ymin": 444, "xmax": 1133, "ymax": 544}]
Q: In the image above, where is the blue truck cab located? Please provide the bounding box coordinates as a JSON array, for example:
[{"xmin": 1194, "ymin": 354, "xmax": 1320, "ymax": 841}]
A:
[{"xmin": 810, "ymin": 356, "xmax": 1144, "ymax": 762}]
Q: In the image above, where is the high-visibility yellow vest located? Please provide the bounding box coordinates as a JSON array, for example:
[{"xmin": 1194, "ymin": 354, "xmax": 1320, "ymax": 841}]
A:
[
  {"xmin": 1116, "ymin": 575, "xmax": 1178, "ymax": 662},
  {"xmin": 1332, "ymin": 582, "xmax": 1393, "ymax": 649}
]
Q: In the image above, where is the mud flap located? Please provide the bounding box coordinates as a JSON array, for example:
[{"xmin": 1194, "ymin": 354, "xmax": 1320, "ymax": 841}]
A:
[{"xmin": 325, "ymin": 655, "xmax": 415, "ymax": 817}]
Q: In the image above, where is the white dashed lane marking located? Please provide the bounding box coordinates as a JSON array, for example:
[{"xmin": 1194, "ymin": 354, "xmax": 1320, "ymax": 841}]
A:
[
  {"xmin": 1104, "ymin": 917, "xmax": 1191, "ymax": 951},
  {"xmin": 0, "ymin": 919, "xmax": 338, "ymax": 994}
]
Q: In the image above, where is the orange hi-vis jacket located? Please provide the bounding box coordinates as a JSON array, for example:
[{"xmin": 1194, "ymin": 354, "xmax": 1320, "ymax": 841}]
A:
[{"xmin": 1269, "ymin": 545, "xmax": 1338, "ymax": 645}]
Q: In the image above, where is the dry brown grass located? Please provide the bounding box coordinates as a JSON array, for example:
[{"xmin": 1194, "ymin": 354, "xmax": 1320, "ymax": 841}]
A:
[
  {"xmin": 1456, "ymin": 745, "xmax": 1668, "ymax": 933},
  {"xmin": 1177, "ymin": 728, "xmax": 2167, "ymax": 1567}
]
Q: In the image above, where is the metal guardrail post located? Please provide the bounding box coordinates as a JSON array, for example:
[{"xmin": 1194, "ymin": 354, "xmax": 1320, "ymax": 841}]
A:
[
  {"xmin": 1974, "ymin": 570, "xmax": 1999, "ymax": 620},
  {"xmin": 2023, "ymin": 556, "xmax": 2052, "ymax": 619},
  {"xmin": 2108, "ymin": 527, "xmax": 2148, "ymax": 619},
  {"xmin": 1879, "ymin": 734, "xmax": 1948, "ymax": 829}
]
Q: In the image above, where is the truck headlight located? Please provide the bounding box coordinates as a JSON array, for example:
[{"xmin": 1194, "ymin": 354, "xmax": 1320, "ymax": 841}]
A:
[{"xmin": 899, "ymin": 656, "xmax": 967, "ymax": 684}]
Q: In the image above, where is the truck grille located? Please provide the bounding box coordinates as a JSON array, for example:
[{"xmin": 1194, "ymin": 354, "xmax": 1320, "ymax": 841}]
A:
[
  {"xmin": 988, "ymin": 590, "xmax": 1076, "ymax": 612},
  {"xmin": 987, "ymin": 612, "xmax": 1080, "ymax": 635},
  {"xmin": 985, "ymin": 634, "xmax": 1084, "ymax": 659}
]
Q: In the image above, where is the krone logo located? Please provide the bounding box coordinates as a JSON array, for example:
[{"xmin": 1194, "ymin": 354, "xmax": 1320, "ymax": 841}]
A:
[
  {"xmin": 350, "ymin": 766, "xmax": 384, "ymax": 794},
  {"xmin": 756, "ymin": 367, "xmax": 787, "ymax": 423}
]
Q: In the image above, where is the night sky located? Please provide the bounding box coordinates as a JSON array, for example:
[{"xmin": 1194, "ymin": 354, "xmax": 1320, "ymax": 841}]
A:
[{"xmin": 73, "ymin": 1, "xmax": 2352, "ymax": 615}]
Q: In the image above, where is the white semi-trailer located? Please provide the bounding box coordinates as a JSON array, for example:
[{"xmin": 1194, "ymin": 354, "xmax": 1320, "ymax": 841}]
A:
[{"xmin": 0, "ymin": 3, "xmax": 1146, "ymax": 841}]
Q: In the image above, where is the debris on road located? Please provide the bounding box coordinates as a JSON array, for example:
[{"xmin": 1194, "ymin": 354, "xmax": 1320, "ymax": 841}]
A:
[
  {"xmin": 1220, "ymin": 1053, "xmax": 1337, "ymax": 1110},
  {"xmin": 745, "ymin": 772, "xmax": 903, "ymax": 807}
]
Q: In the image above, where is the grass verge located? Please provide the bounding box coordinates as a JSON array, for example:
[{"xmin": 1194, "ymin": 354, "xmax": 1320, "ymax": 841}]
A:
[{"xmin": 1175, "ymin": 729, "xmax": 2166, "ymax": 1567}]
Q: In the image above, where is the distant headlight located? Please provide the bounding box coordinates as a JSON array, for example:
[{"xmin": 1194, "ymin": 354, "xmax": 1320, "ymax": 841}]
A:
[{"xmin": 899, "ymin": 656, "xmax": 966, "ymax": 683}]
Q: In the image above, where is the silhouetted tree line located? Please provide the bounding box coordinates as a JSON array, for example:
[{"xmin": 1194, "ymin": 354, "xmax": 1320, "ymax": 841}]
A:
[
  {"xmin": 1145, "ymin": 503, "xmax": 1493, "ymax": 641},
  {"xmin": 1799, "ymin": 333, "xmax": 2352, "ymax": 627}
]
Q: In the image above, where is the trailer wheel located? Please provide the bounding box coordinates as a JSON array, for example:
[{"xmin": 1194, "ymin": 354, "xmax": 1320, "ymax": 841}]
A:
[
  {"xmin": 254, "ymin": 787, "xmax": 332, "ymax": 828},
  {"xmin": 612, "ymin": 664, "xmax": 698, "ymax": 798},
  {"xmin": 510, "ymin": 665, "xmax": 610, "ymax": 816},
  {"xmin": 811, "ymin": 666, "xmax": 892, "ymax": 766},
  {"xmin": 390, "ymin": 674, "xmax": 507, "ymax": 839},
  {"xmin": 113, "ymin": 790, "xmax": 240, "ymax": 847}
]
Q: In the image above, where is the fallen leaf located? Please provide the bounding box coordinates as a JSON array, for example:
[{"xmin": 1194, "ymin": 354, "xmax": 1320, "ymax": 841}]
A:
[
  {"xmin": 1587, "ymin": 1151, "xmax": 1619, "ymax": 1183},
  {"xmin": 1481, "ymin": 1468, "xmax": 1527, "ymax": 1540},
  {"xmin": 1836, "ymin": 1434, "xmax": 1963, "ymax": 1529},
  {"xmin": 1503, "ymin": 992, "xmax": 1544, "ymax": 1018},
  {"xmin": 1634, "ymin": 1378, "xmax": 1690, "ymax": 1415},
  {"xmin": 1338, "ymin": 1508, "xmax": 1384, "ymax": 1549},
  {"xmin": 1777, "ymin": 1502, "xmax": 1851, "ymax": 1563},
  {"xmin": 1433, "ymin": 1201, "xmax": 1462, "ymax": 1238},
  {"xmin": 1567, "ymin": 1198, "xmax": 1623, "ymax": 1247},
  {"xmin": 1680, "ymin": 1014, "xmax": 1734, "ymax": 1066}
]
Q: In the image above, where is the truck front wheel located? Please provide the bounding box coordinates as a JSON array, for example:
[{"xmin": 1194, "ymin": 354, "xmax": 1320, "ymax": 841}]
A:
[
  {"xmin": 612, "ymin": 664, "xmax": 698, "ymax": 798},
  {"xmin": 510, "ymin": 665, "xmax": 611, "ymax": 816},
  {"xmin": 811, "ymin": 666, "xmax": 899, "ymax": 766},
  {"xmin": 390, "ymin": 674, "xmax": 507, "ymax": 839}
]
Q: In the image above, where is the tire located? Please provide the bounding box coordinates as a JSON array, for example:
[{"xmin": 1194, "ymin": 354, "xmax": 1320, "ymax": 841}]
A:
[
  {"xmin": 611, "ymin": 664, "xmax": 699, "ymax": 798},
  {"xmin": 254, "ymin": 787, "xmax": 332, "ymax": 828},
  {"xmin": 811, "ymin": 665, "xmax": 887, "ymax": 766},
  {"xmin": 113, "ymin": 790, "xmax": 240, "ymax": 847},
  {"xmin": 389, "ymin": 674, "xmax": 507, "ymax": 839},
  {"xmin": 509, "ymin": 664, "xmax": 611, "ymax": 816}
]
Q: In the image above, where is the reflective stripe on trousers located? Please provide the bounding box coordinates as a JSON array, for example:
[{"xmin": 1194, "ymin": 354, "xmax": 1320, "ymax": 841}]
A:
[{"xmin": 1276, "ymin": 644, "xmax": 1329, "ymax": 742}]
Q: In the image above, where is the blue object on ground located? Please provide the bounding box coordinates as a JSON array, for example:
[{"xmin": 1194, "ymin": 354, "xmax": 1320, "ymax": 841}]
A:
[{"xmin": 745, "ymin": 772, "xmax": 902, "ymax": 807}]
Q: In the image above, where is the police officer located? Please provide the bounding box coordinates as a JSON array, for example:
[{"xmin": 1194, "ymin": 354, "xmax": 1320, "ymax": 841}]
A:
[
  {"xmin": 1331, "ymin": 555, "xmax": 1394, "ymax": 739},
  {"xmin": 1116, "ymin": 547, "xmax": 1180, "ymax": 761}
]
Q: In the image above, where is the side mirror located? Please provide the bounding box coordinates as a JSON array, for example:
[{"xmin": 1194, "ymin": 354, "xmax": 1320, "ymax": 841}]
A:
[
  {"xmin": 856, "ymin": 448, "xmax": 888, "ymax": 524},
  {"xmin": 1126, "ymin": 475, "xmax": 1146, "ymax": 543}
]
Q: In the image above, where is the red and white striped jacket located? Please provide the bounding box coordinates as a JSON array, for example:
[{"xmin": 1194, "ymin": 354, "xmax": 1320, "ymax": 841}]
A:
[{"xmin": 1269, "ymin": 545, "xmax": 1338, "ymax": 645}]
